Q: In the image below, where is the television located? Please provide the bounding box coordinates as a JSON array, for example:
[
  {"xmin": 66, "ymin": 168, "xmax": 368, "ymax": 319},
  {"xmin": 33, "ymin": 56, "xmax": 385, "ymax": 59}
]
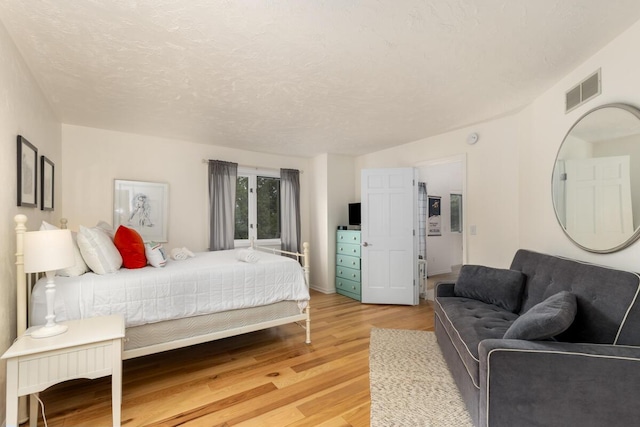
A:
[{"xmin": 348, "ymin": 203, "xmax": 361, "ymax": 226}]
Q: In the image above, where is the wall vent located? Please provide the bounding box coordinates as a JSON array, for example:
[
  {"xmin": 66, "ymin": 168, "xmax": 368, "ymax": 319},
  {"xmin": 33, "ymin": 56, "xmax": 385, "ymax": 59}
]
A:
[{"xmin": 565, "ymin": 69, "xmax": 601, "ymax": 113}]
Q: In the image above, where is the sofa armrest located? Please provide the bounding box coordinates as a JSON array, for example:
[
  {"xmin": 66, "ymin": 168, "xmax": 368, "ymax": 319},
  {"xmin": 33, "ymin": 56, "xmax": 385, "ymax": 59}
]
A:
[
  {"xmin": 435, "ymin": 281, "xmax": 456, "ymax": 297},
  {"xmin": 478, "ymin": 339, "xmax": 640, "ymax": 427}
]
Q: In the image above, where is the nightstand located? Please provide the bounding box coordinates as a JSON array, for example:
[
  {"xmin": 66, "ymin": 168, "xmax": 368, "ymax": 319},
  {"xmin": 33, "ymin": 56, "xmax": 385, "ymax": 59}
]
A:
[{"xmin": 2, "ymin": 315, "xmax": 125, "ymax": 427}]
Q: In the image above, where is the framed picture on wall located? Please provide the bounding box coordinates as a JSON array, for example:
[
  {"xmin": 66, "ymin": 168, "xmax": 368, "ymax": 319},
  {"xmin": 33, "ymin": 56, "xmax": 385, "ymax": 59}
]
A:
[
  {"xmin": 113, "ymin": 179, "xmax": 169, "ymax": 242},
  {"xmin": 41, "ymin": 156, "xmax": 54, "ymax": 211},
  {"xmin": 428, "ymin": 196, "xmax": 441, "ymax": 236},
  {"xmin": 17, "ymin": 135, "xmax": 37, "ymax": 207}
]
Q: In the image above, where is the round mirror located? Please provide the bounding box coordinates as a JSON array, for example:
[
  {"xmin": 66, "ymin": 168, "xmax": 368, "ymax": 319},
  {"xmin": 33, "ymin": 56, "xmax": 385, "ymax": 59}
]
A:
[{"xmin": 552, "ymin": 103, "xmax": 640, "ymax": 253}]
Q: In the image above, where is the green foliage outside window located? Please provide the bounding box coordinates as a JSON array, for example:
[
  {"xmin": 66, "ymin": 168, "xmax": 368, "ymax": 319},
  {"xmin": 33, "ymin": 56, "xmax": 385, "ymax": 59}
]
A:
[
  {"xmin": 257, "ymin": 176, "xmax": 280, "ymax": 239},
  {"xmin": 235, "ymin": 176, "xmax": 249, "ymax": 240},
  {"xmin": 234, "ymin": 174, "xmax": 280, "ymax": 241}
]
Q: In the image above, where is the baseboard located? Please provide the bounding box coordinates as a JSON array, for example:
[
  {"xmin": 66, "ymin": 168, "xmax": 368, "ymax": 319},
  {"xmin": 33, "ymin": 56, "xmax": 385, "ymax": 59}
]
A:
[
  {"xmin": 426, "ymin": 289, "xmax": 435, "ymax": 301},
  {"xmin": 309, "ymin": 285, "xmax": 334, "ymax": 294}
]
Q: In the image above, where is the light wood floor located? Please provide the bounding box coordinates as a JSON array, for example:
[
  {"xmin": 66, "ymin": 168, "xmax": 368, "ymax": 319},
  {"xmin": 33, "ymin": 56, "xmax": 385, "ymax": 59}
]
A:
[{"xmin": 30, "ymin": 290, "xmax": 435, "ymax": 427}]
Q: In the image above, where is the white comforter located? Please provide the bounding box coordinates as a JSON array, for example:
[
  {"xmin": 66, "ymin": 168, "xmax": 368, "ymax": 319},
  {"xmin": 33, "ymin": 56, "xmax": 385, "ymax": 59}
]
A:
[{"xmin": 31, "ymin": 249, "xmax": 309, "ymax": 328}]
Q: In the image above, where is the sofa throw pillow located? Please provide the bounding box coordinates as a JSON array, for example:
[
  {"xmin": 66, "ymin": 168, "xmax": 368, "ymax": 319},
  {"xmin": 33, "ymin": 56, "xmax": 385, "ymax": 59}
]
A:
[
  {"xmin": 503, "ymin": 291, "xmax": 577, "ymax": 340},
  {"xmin": 145, "ymin": 242, "xmax": 167, "ymax": 268},
  {"xmin": 40, "ymin": 221, "xmax": 89, "ymax": 277},
  {"xmin": 114, "ymin": 226, "xmax": 147, "ymax": 269},
  {"xmin": 77, "ymin": 225, "xmax": 122, "ymax": 274},
  {"xmin": 454, "ymin": 265, "xmax": 526, "ymax": 313}
]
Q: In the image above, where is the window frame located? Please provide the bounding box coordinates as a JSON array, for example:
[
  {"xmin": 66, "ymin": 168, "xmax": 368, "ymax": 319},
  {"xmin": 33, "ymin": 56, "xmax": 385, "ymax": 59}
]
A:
[{"xmin": 235, "ymin": 167, "xmax": 281, "ymax": 247}]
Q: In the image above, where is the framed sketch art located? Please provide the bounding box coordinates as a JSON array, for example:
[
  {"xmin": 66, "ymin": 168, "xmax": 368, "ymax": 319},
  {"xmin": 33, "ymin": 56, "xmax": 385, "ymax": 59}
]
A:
[
  {"xmin": 17, "ymin": 135, "xmax": 37, "ymax": 207},
  {"xmin": 113, "ymin": 179, "xmax": 169, "ymax": 242},
  {"xmin": 41, "ymin": 156, "xmax": 54, "ymax": 211}
]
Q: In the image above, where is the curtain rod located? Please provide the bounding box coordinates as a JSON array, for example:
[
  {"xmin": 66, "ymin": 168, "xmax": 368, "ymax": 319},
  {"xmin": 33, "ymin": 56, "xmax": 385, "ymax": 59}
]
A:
[{"xmin": 201, "ymin": 159, "xmax": 304, "ymax": 174}]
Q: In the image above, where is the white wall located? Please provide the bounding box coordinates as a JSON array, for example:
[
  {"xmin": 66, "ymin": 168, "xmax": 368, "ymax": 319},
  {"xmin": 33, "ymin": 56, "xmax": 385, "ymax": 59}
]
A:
[
  {"xmin": 309, "ymin": 153, "xmax": 356, "ymax": 293},
  {"xmin": 521, "ymin": 18, "xmax": 640, "ymax": 272},
  {"xmin": 0, "ymin": 20, "xmax": 61, "ymax": 422},
  {"xmin": 356, "ymin": 18, "xmax": 640, "ymax": 272},
  {"xmin": 418, "ymin": 161, "xmax": 464, "ymax": 275},
  {"xmin": 61, "ymin": 124, "xmax": 310, "ymax": 257},
  {"xmin": 309, "ymin": 154, "xmax": 330, "ymax": 292},
  {"xmin": 355, "ymin": 111, "xmax": 524, "ymax": 268}
]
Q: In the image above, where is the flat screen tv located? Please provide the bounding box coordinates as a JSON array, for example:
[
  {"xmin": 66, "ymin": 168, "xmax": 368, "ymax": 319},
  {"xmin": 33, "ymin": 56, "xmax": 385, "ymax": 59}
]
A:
[{"xmin": 348, "ymin": 203, "xmax": 361, "ymax": 226}]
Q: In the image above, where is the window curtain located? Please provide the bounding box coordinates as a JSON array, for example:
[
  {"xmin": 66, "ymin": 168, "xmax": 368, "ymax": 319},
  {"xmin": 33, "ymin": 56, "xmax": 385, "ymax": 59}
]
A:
[
  {"xmin": 280, "ymin": 168, "xmax": 301, "ymax": 256},
  {"xmin": 208, "ymin": 160, "xmax": 238, "ymax": 251}
]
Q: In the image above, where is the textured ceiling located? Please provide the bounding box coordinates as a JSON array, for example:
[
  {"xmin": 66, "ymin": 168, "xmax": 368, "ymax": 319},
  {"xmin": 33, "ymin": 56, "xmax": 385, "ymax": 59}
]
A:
[{"xmin": 2, "ymin": 1, "xmax": 640, "ymax": 157}]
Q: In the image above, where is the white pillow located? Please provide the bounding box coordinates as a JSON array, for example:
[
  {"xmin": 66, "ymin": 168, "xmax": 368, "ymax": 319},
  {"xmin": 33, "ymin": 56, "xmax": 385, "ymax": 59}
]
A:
[
  {"xmin": 40, "ymin": 221, "xmax": 89, "ymax": 277},
  {"xmin": 77, "ymin": 225, "xmax": 122, "ymax": 274},
  {"xmin": 144, "ymin": 242, "xmax": 167, "ymax": 267},
  {"xmin": 95, "ymin": 220, "xmax": 115, "ymax": 239}
]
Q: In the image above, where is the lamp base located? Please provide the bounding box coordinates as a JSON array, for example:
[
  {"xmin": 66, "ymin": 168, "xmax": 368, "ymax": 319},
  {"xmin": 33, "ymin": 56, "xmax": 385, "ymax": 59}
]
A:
[{"xmin": 31, "ymin": 323, "xmax": 68, "ymax": 339}]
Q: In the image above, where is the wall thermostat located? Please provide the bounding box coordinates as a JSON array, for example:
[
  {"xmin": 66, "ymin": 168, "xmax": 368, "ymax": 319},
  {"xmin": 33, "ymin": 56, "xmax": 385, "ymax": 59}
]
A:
[{"xmin": 467, "ymin": 132, "xmax": 479, "ymax": 145}]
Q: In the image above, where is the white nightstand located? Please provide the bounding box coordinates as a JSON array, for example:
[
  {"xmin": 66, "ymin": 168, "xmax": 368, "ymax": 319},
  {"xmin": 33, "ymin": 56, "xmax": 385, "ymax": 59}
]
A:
[{"xmin": 2, "ymin": 315, "xmax": 125, "ymax": 427}]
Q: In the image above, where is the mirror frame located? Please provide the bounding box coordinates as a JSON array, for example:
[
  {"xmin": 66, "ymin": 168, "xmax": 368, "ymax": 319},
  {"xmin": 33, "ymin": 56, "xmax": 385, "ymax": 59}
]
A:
[{"xmin": 552, "ymin": 102, "xmax": 640, "ymax": 253}]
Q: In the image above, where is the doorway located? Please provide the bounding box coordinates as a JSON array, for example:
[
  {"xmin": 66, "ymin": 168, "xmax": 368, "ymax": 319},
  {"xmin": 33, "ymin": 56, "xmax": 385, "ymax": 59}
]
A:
[{"xmin": 416, "ymin": 155, "xmax": 467, "ymax": 300}]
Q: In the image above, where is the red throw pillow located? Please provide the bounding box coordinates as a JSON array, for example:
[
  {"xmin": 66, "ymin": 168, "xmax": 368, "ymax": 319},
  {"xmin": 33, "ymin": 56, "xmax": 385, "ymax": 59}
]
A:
[{"xmin": 113, "ymin": 226, "xmax": 147, "ymax": 269}]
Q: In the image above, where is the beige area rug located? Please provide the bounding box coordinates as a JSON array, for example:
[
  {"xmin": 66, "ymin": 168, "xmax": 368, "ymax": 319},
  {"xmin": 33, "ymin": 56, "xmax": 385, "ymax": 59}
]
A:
[{"xmin": 369, "ymin": 328, "xmax": 473, "ymax": 427}]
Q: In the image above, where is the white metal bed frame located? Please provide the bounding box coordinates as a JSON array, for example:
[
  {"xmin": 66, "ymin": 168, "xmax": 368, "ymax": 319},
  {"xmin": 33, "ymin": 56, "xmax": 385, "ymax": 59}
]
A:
[{"xmin": 14, "ymin": 214, "xmax": 311, "ymax": 361}]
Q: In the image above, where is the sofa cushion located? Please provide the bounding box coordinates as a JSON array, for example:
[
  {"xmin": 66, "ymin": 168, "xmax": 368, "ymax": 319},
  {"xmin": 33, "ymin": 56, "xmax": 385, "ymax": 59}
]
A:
[
  {"xmin": 454, "ymin": 265, "xmax": 526, "ymax": 313},
  {"xmin": 435, "ymin": 297, "xmax": 519, "ymax": 388},
  {"xmin": 504, "ymin": 291, "xmax": 577, "ymax": 340}
]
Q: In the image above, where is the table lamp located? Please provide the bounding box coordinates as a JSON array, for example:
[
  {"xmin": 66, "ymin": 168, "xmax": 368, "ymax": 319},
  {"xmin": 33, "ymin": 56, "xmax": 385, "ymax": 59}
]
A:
[{"xmin": 23, "ymin": 229, "xmax": 75, "ymax": 338}]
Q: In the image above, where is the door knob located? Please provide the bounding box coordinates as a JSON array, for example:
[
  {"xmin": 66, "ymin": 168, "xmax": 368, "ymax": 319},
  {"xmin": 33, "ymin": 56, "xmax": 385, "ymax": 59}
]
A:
[{"xmin": 362, "ymin": 242, "xmax": 369, "ymax": 247}]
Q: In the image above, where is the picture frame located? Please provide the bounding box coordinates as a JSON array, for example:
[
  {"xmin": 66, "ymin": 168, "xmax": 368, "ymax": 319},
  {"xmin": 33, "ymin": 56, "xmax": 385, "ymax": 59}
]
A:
[
  {"xmin": 114, "ymin": 179, "xmax": 169, "ymax": 242},
  {"xmin": 17, "ymin": 135, "xmax": 37, "ymax": 207},
  {"xmin": 428, "ymin": 196, "xmax": 442, "ymax": 236},
  {"xmin": 41, "ymin": 156, "xmax": 54, "ymax": 211}
]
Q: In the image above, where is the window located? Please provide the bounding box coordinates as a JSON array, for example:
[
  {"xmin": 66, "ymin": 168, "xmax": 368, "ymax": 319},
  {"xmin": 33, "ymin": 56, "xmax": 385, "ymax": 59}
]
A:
[
  {"xmin": 235, "ymin": 169, "xmax": 281, "ymax": 245},
  {"xmin": 450, "ymin": 193, "xmax": 462, "ymax": 233}
]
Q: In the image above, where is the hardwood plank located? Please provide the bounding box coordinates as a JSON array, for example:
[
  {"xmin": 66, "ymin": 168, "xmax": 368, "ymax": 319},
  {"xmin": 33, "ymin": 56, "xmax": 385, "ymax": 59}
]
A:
[{"xmin": 32, "ymin": 291, "xmax": 434, "ymax": 426}]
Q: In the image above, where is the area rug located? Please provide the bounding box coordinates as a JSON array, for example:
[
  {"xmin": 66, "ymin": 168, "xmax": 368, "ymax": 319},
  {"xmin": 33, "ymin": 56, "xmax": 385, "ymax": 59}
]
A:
[{"xmin": 369, "ymin": 328, "xmax": 473, "ymax": 427}]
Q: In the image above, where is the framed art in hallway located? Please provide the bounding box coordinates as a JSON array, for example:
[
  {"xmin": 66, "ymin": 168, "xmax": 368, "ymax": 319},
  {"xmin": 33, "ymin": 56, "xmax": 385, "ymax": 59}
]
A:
[
  {"xmin": 113, "ymin": 179, "xmax": 169, "ymax": 242},
  {"xmin": 428, "ymin": 196, "xmax": 441, "ymax": 236},
  {"xmin": 17, "ymin": 135, "xmax": 37, "ymax": 207},
  {"xmin": 41, "ymin": 156, "xmax": 54, "ymax": 211}
]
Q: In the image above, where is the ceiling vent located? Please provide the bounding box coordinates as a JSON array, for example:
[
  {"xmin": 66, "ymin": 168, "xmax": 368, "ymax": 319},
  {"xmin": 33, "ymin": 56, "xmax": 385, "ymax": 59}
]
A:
[{"xmin": 566, "ymin": 69, "xmax": 601, "ymax": 113}]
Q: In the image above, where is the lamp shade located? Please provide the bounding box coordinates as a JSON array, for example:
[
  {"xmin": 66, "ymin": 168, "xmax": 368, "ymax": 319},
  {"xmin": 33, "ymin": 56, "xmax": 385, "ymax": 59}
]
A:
[{"xmin": 23, "ymin": 229, "xmax": 75, "ymax": 273}]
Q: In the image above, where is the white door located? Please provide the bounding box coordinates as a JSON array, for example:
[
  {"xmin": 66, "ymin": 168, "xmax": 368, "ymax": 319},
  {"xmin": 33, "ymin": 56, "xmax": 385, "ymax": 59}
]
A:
[
  {"xmin": 361, "ymin": 168, "xmax": 418, "ymax": 305},
  {"xmin": 565, "ymin": 155, "xmax": 634, "ymax": 250}
]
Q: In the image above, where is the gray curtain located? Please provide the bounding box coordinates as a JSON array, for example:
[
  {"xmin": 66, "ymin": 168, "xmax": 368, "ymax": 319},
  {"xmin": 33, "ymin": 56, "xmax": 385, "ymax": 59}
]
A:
[
  {"xmin": 280, "ymin": 168, "xmax": 301, "ymax": 255},
  {"xmin": 208, "ymin": 160, "xmax": 238, "ymax": 251}
]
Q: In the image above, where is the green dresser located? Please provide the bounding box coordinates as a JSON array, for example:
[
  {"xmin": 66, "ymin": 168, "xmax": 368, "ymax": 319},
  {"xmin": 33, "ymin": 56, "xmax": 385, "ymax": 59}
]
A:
[{"xmin": 336, "ymin": 229, "xmax": 361, "ymax": 301}]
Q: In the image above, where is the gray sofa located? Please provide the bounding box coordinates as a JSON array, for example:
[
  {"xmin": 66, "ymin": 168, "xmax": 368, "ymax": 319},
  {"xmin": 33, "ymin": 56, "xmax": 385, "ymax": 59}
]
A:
[{"xmin": 435, "ymin": 249, "xmax": 640, "ymax": 427}]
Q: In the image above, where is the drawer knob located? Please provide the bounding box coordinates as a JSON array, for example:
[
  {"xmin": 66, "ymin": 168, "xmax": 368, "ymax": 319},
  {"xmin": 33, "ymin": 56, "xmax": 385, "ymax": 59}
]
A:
[{"xmin": 352, "ymin": 286, "xmax": 356, "ymax": 290}]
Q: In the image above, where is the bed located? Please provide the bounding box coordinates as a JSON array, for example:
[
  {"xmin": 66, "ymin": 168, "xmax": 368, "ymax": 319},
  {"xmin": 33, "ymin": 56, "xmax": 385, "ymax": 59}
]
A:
[{"xmin": 14, "ymin": 214, "xmax": 311, "ymax": 360}]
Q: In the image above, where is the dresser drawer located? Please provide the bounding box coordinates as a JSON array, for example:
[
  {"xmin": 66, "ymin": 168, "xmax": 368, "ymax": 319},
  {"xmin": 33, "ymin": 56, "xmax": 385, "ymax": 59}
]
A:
[
  {"xmin": 336, "ymin": 276, "xmax": 361, "ymax": 295},
  {"xmin": 337, "ymin": 242, "xmax": 361, "ymax": 257},
  {"xmin": 337, "ymin": 230, "xmax": 361, "ymax": 244},
  {"xmin": 336, "ymin": 254, "xmax": 360, "ymax": 270},
  {"xmin": 336, "ymin": 266, "xmax": 361, "ymax": 283}
]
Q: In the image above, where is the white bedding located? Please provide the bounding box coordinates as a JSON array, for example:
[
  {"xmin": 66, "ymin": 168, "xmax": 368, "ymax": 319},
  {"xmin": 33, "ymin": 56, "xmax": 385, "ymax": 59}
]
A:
[{"xmin": 30, "ymin": 249, "xmax": 309, "ymax": 328}]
